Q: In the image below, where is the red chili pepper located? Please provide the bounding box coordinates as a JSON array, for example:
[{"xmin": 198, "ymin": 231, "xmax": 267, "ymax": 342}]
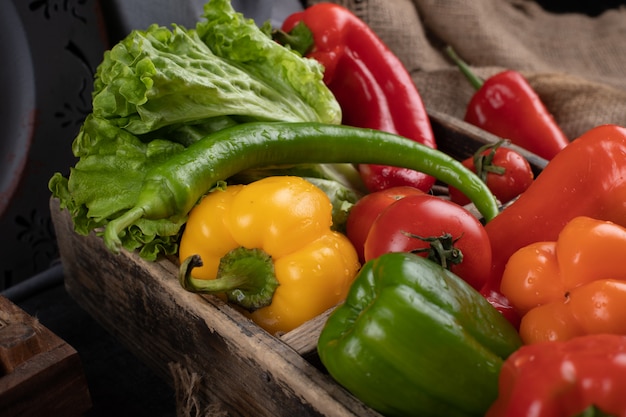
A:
[
  {"xmin": 278, "ymin": 3, "xmax": 437, "ymax": 193},
  {"xmin": 483, "ymin": 124, "xmax": 626, "ymax": 300},
  {"xmin": 486, "ymin": 334, "xmax": 626, "ymax": 417},
  {"xmin": 446, "ymin": 47, "xmax": 569, "ymax": 161}
]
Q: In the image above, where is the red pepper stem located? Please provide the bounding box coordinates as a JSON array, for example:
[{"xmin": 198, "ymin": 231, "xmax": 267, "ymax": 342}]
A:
[
  {"xmin": 445, "ymin": 46, "xmax": 484, "ymax": 91},
  {"xmin": 575, "ymin": 405, "xmax": 613, "ymax": 417},
  {"xmin": 271, "ymin": 22, "xmax": 314, "ymax": 56},
  {"xmin": 179, "ymin": 247, "xmax": 279, "ymax": 312}
]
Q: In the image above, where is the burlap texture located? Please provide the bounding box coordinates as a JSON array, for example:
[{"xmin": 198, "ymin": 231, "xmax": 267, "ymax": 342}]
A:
[{"xmin": 306, "ymin": 0, "xmax": 626, "ymax": 140}]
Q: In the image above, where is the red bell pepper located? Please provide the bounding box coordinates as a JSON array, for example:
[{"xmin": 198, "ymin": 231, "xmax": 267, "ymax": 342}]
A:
[
  {"xmin": 487, "ymin": 334, "xmax": 626, "ymax": 417},
  {"xmin": 483, "ymin": 124, "xmax": 626, "ymax": 303},
  {"xmin": 446, "ymin": 46, "xmax": 570, "ymax": 161},
  {"xmin": 278, "ymin": 3, "xmax": 437, "ymax": 193}
]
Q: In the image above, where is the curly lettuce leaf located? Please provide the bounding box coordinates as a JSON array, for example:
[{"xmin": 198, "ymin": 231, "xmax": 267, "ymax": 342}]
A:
[
  {"xmin": 91, "ymin": 0, "xmax": 340, "ymax": 135},
  {"xmin": 50, "ymin": 114, "xmax": 187, "ymax": 259},
  {"xmin": 196, "ymin": 0, "xmax": 340, "ymax": 125}
]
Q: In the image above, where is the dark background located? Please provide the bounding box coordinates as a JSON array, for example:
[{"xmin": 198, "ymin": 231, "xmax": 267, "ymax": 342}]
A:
[
  {"xmin": 539, "ymin": 0, "xmax": 626, "ymax": 15},
  {"xmin": 2, "ymin": 1, "xmax": 624, "ymax": 416}
]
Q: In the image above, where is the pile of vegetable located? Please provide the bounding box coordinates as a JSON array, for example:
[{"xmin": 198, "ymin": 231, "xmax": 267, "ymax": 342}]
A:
[
  {"xmin": 50, "ymin": 0, "xmax": 342, "ymax": 259},
  {"xmin": 50, "ymin": 1, "xmax": 626, "ymax": 416}
]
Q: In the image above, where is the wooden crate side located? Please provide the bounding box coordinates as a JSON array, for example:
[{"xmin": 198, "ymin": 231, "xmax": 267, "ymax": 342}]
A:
[
  {"xmin": 50, "ymin": 199, "xmax": 382, "ymax": 417},
  {"xmin": 0, "ymin": 296, "xmax": 92, "ymax": 417}
]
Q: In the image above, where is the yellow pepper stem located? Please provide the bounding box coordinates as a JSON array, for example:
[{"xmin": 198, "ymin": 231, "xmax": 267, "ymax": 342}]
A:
[{"xmin": 179, "ymin": 247, "xmax": 280, "ymax": 312}]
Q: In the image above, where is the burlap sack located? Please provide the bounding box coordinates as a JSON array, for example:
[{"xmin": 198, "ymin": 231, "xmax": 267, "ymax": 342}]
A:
[{"xmin": 306, "ymin": 0, "xmax": 626, "ymax": 141}]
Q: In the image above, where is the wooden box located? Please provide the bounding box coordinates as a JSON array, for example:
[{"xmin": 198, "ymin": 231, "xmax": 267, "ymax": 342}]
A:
[
  {"xmin": 0, "ymin": 296, "xmax": 91, "ymax": 416},
  {"xmin": 50, "ymin": 112, "xmax": 546, "ymax": 417}
]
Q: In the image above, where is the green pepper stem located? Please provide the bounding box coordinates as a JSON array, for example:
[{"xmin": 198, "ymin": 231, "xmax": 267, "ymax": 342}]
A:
[
  {"xmin": 445, "ymin": 46, "xmax": 484, "ymax": 91},
  {"xmin": 179, "ymin": 247, "xmax": 279, "ymax": 312}
]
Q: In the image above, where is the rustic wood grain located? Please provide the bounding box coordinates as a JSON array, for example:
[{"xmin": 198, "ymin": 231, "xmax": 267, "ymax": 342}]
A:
[
  {"xmin": 0, "ymin": 296, "xmax": 91, "ymax": 416},
  {"xmin": 280, "ymin": 308, "xmax": 332, "ymax": 361}
]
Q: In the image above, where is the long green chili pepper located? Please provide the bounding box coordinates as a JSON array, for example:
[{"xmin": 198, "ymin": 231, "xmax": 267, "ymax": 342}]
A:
[{"xmin": 104, "ymin": 122, "xmax": 499, "ymax": 253}]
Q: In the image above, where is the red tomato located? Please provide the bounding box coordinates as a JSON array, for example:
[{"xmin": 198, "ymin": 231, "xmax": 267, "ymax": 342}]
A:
[
  {"xmin": 448, "ymin": 144, "xmax": 534, "ymax": 206},
  {"xmin": 364, "ymin": 194, "xmax": 491, "ymax": 290},
  {"xmin": 346, "ymin": 186, "xmax": 424, "ymax": 262}
]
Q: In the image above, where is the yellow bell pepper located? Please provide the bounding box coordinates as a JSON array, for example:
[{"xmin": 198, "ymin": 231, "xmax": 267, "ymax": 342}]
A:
[{"xmin": 178, "ymin": 176, "xmax": 360, "ymax": 335}]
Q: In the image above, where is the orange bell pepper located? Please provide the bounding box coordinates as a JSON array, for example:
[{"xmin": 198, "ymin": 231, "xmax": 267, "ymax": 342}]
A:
[{"xmin": 501, "ymin": 216, "xmax": 626, "ymax": 344}]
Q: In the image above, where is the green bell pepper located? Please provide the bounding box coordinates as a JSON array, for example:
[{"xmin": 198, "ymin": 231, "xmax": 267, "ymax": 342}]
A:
[{"xmin": 317, "ymin": 252, "xmax": 522, "ymax": 417}]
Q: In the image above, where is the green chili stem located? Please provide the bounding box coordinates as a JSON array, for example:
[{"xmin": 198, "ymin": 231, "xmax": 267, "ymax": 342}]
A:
[
  {"xmin": 445, "ymin": 46, "xmax": 484, "ymax": 91},
  {"xmin": 104, "ymin": 122, "xmax": 499, "ymax": 253}
]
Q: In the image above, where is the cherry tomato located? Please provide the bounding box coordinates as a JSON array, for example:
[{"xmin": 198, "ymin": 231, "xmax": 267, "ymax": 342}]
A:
[
  {"xmin": 346, "ymin": 186, "xmax": 424, "ymax": 262},
  {"xmin": 448, "ymin": 142, "xmax": 534, "ymax": 206},
  {"xmin": 364, "ymin": 194, "xmax": 491, "ymax": 290}
]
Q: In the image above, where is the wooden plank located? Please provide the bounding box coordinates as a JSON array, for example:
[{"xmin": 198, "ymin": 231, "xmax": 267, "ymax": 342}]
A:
[
  {"xmin": 51, "ymin": 198, "xmax": 382, "ymax": 417},
  {"xmin": 280, "ymin": 308, "xmax": 332, "ymax": 361},
  {"xmin": 0, "ymin": 320, "xmax": 41, "ymax": 375},
  {"xmin": 0, "ymin": 296, "xmax": 91, "ymax": 417}
]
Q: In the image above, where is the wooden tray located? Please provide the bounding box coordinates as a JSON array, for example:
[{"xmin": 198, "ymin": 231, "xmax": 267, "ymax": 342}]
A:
[{"xmin": 50, "ymin": 112, "xmax": 547, "ymax": 417}]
